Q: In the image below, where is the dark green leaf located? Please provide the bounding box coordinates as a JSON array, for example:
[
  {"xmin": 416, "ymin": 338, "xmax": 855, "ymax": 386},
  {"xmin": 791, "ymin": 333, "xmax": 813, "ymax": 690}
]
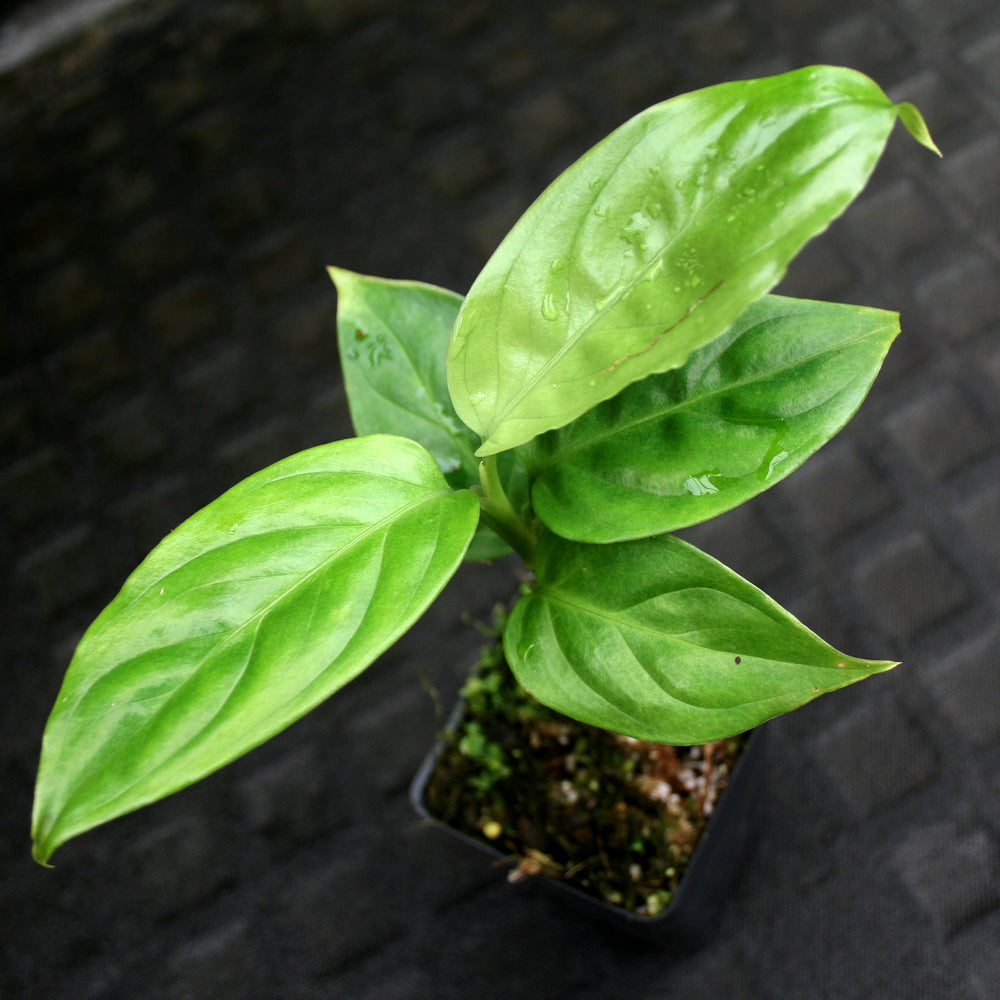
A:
[
  {"xmin": 447, "ymin": 66, "xmax": 916, "ymax": 456},
  {"xmin": 504, "ymin": 531, "xmax": 897, "ymax": 744},
  {"xmin": 32, "ymin": 435, "xmax": 479, "ymax": 864},
  {"xmin": 330, "ymin": 268, "xmax": 508, "ymax": 560},
  {"xmin": 523, "ymin": 295, "xmax": 899, "ymax": 542},
  {"xmin": 330, "ymin": 268, "xmax": 478, "ymax": 484}
]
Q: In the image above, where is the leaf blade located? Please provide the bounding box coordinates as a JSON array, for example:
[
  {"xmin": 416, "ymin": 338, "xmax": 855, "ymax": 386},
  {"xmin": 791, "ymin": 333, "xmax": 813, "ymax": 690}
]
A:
[
  {"xmin": 504, "ymin": 531, "xmax": 897, "ymax": 744},
  {"xmin": 32, "ymin": 435, "xmax": 479, "ymax": 863},
  {"xmin": 330, "ymin": 267, "xmax": 479, "ymax": 484},
  {"xmin": 448, "ymin": 66, "xmax": 906, "ymax": 455},
  {"xmin": 523, "ymin": 295, "xmax": 899, "ymax": 542},
  {"xmin": 330, "ymin": 268, "xmax": 508, "ymax": 560}
]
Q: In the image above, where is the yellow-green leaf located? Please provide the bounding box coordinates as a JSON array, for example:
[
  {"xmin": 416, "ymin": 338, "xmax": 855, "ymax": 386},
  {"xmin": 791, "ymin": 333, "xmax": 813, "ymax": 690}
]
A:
[
  {"xmin": 448, "ymin": 66, "xmax": 926, "ymax": 456},
  {"xmin": 32, "ymin": 435, "xmax": 478, "ymax": 864}
]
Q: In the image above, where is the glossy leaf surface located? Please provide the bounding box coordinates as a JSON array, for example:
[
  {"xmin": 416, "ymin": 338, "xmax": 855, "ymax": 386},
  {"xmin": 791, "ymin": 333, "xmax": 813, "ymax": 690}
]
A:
[
  {"xmin": 330, "ymin": 268, "xmax": 507, "ymax": 560},
  {"xmin": 448, "ymin": 66, "xmax": 912, "ymax": 456},
  {"xmin": 505, "ymin": 531, "xmax": 897, "ymax": 744},
  {"xmin": 32, "ymin": 435, "xmax": 479, "ymax": 864},
  {"xmin": 523, "ymin": 295, "xmax": 899, "ymax": 542}
]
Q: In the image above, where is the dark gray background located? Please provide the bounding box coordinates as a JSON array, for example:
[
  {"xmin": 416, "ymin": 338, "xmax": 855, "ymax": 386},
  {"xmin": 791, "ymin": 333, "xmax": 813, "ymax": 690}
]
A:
[{"xmin": 2, "ymin": 1, "xmax": 999, "ymax": 997}]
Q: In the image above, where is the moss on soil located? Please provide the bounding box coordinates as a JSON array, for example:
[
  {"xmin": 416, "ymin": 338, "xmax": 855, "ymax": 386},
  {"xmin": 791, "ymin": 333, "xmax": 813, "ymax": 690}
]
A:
[{"xmin": 423, "ymin": 631, "xmax": 747, "ymax": 917}]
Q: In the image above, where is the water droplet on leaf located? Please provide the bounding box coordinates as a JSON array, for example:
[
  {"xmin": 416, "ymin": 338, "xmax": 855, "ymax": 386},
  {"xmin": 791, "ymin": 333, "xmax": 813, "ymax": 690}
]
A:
[
  {"xmin": 683, "ymin": 472, "xmax": 720, "ymax": 496},
  {"xmin": 624, "ymin": 211, "xmax": 650, "ymax": 234},
  {"xmin": 594, "ymin": 288, "xmax": 618, "ymax": 311},
  {"xmin": 756, "ymin": 425, "xmax": 790, "ymax": 481}
]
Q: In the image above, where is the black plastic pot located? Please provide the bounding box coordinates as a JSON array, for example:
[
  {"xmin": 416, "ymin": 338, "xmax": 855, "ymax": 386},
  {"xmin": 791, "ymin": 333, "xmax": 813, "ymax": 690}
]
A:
[{"xmin": 410, "ymin": 698, "xmax": 766, "ymax": 949}]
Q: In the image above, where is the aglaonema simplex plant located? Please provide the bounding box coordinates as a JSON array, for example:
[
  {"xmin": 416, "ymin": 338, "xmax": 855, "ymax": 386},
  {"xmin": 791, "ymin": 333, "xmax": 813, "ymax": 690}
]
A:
[{"xmin": 32, "ymin": 67, "xmax": 939, "ymax": 865}]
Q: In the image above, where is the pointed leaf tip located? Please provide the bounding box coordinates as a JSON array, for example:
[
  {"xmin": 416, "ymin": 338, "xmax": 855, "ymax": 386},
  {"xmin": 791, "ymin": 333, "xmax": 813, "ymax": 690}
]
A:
[
  {"xmin": 505, "ymin": 532, "xmax": 901, "ymax": 744},
  {"xmin": 896, "ymin": 102, "xmax": 941, "ymax": 156},
  {"xmin": 32, "ymin": 843, "xmax": 54, "ymax": 868}
]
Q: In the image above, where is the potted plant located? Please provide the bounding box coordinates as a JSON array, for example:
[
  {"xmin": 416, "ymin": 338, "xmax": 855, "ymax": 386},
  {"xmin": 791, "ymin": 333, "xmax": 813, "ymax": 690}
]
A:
[
  {"xmin": 32, "ymin": 66, "xmax": 938, "ymax": 935},
  {"xmin": 409, "ymin": 612, "xmax": 771, "ymax": 946}
]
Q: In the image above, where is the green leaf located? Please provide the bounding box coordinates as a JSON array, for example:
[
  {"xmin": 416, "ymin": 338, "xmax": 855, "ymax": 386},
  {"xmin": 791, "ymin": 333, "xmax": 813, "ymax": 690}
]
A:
[
  {"xmin": 447, "ymin": 66, "xmax": 912, "ymax": 456},
  {"xmin": 504, "ymin": 531, "xmax": 897, "ymax": 744},
  {"xmin": 32, "ymin": 435, "xmax": 479, "ymax": 864},
  {"xmin": 330, "ymin": 268, "xmax": 478, "ymax": 484},
  {"xmin": 522, "ymin": 295, "xmax": 899, "ymax": 542},
  {"xmin": 330, "ymin": 267, "xmax": 508, "ymax": 561},
  {"xmin": 896, "ymin": 102, "xmax": 941, "ymax": 156}
]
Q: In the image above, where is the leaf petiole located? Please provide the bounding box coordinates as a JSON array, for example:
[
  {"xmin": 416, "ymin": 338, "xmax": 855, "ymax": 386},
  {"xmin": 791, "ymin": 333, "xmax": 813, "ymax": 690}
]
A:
[{"xmin": 477, "ymin": 454, "xmax": 537, "ymax": 565}]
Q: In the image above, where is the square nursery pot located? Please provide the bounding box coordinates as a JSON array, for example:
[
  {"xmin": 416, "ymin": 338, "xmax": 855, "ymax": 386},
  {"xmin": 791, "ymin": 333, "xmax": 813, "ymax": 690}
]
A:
[{"xmin": 410, "ymin": 683, "xmax": 767, "ymax": 949}]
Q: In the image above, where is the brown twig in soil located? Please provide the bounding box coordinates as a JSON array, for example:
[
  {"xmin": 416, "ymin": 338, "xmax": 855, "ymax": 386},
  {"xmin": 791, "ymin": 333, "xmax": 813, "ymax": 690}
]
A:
[{"xmin": 697, "ymin": 740, "xmax": 718, "ymax": 815}]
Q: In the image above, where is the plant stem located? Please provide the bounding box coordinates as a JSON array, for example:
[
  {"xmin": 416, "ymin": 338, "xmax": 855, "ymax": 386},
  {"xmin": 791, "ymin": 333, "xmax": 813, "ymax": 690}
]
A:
[{"xmin": 478, "ymin": 454, "xmax": 537, "ymax": 565}]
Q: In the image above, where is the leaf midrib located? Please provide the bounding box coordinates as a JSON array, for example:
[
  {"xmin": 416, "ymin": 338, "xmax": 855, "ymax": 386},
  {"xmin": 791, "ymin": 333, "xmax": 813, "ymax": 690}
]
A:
[
  {"xmin": 535, "ymin": 589, "xmax": 797, "ymax": 718},
  {"xmin": 40, "ymin": 486, "xmax": 460, "ymax": 838},
  {"xmin": 528, "ymin": 317, "xmax": 895, "ymax": 471},
  {"xmin": 479, "ymin": 89, "xmax": 884, "ymax": 443}
]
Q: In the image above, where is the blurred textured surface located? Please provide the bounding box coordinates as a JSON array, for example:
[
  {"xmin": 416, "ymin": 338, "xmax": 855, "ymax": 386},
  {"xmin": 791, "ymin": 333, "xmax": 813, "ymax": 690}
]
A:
[{"xmin": 2, "ymin": 1, "xmax": 999, "ymax": 997}]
